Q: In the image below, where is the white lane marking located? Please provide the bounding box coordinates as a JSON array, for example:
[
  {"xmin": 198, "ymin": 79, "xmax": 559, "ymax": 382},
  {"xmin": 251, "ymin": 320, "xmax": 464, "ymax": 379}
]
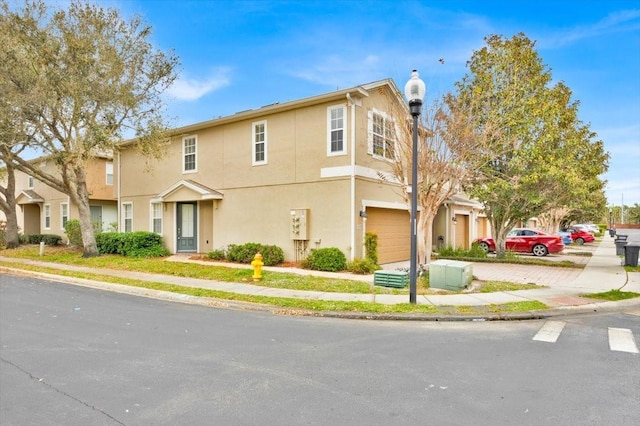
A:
[
  {"xmin": 608, "ymin": 328, "xmax": 639, "ymax": 353},
  {"xmin": 533, "ymin": 321, "xmax": 566, "ymax": 343}
]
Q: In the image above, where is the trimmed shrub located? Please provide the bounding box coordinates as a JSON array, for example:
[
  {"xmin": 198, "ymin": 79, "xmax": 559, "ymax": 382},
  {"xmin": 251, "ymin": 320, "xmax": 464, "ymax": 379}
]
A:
[
  {"xmin": 346, "ymin": 258, "xmax": 380, "ymax": 274},
  {"xmin": 304, "ymin": 247, "xmax": 347, "ymax": 272},
  {"xmin": 259, "ymin": 244, "xmax": 285, "ymax": 266},
  {"xmin": 364, "ymin": 232, "xmax": 379, "ymax": 265},
  {"xmin": 64, "ymin": 219, "xmax": 83, "ymax": 247},
  {"xmin": 95, "ymin": 232, "xmax": 121, "ymax": 254},
  {"xmin": 96, "ymin": 232, "xmax": 169, "ymax": 257},
  {"xmin": 439, "ymin": 243, "xmax": 488, "ymax": 259},
  {"xmin": 26, "ymin": 234, "xmax": 62, "ymax": 245},
  {"xmin": 226, "ymin": 243, "xmax": 262, "ymax": 264},
  {"xmin": 226, "ymin": 242, "xmax": 284, "ymax": 266},
  {"xmin": 206, "ymin": 249, "xmax": 226, "ymax": 261}
]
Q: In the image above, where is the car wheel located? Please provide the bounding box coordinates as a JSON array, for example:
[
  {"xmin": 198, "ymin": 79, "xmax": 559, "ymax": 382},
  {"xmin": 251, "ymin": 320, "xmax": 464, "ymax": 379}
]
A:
[
  {"xmin": 478, "ymin": 242, "xmax": 490, "ymax": 253},
  {"xmin": 532, "ymin": 244, "xmax": 548, "ymax": 257},
  {"xmin": 576, "ymin": 237, "xmax": 585, "ymax": 245}
]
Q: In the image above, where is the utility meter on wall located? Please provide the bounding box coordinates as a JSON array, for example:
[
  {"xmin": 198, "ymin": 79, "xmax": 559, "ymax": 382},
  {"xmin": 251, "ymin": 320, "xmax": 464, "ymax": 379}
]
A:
[{"xmin": 290, "ymin": 209, "xmax": 309, "ymax": 240}]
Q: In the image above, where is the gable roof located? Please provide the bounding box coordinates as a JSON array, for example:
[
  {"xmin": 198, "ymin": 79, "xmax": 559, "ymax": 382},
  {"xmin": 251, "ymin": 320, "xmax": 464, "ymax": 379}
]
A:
[
  {"xmin": 119, "ymin": 78, "xmax": 405, "ymax": 147},
  {"xmin": 151, "ymin": 179, "xmax": 223, "ymax": 203},
  {"xmin": 16, "ymin": 190, "xmax": 44, "ymax": 204}
]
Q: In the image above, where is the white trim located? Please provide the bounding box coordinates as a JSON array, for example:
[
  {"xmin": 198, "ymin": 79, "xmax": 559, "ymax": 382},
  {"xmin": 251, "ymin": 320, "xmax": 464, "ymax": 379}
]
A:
[
  {"xmin": 361, "ymin": 199, "xmax": 410, "ymax": 210},
  {"xmin": 106, "ymin": 162, "xmax": 114, "ymax": 185},
  {"xmin": 320, "ymin": 165, "xmax": 400, "ymax": 183},
  {"xmin": 154, "ymin": 179, "xmax": 223, "ymax": 201},
  {"xmin": 60, "ymin": 202, "xmax": 69, "ymax": 230},
  {"xmin": 122, "ymin": 202, "xmax": 133, "ymax": 233},
  {"xmin": 252, "ymin": 120, "xmax": 267, "ymax": 166},
  {"xmin": 367, "ymin": 108, "xmax": 396, "ymax": 161},
  {"xmin": 150, "ymin": 201, "xmax": 163, "ymax": 234},
  {"xmin": 327, "ymin": 104, "xmax": 347, "ymax": 156},
  {"xmin": 44, "ymin": 204, "xmax": 51, "ymax": 230},
  {"xmin": 182, "ymin": 135, "xmax": 198, "ymax": 174}
]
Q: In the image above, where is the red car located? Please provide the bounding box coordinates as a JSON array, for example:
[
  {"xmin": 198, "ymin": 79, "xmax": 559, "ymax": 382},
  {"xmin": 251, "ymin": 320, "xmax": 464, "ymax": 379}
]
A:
[
  {"xmin": 565, "ymin": 227, "xmax": 595, "ymax": 245},
  {"xmin": 475, "ymin": 228, "xmax": 565, "ymax": 257}
]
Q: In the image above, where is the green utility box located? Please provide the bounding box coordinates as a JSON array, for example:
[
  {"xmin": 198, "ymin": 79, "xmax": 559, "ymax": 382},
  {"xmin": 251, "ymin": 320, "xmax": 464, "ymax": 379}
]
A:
[
  {"xmin": 429, "ymin": 260, "xmax": 473, "ymax": 291},
  {"xmin": 373, "ymin": 270, "xmax": 408, "ymax": 288}
]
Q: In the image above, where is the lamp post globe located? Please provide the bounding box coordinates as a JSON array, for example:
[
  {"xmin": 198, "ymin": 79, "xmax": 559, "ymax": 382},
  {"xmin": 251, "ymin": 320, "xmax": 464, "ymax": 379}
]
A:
[{"xmin": 404, "ymin": 69, "xmax": 425, "ymax": 304}]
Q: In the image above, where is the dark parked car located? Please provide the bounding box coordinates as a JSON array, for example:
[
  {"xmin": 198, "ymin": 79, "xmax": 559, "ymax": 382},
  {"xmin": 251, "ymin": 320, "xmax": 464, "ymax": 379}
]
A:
[
  {"xmin": 565, "ymin": 227, "xmax": 595, "ymax": 245},
  {"xmin": 475, "ymin": 228, "xmax": 565, "ymax": 257}
]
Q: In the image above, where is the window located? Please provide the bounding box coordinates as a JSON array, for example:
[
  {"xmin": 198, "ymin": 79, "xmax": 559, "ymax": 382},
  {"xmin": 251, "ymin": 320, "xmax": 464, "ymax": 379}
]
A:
[
  {"xmin": 327, "ymin": 105, "xmax": 346, "ymax": 155},
  {"xmin": 368, "ymin": 110, "xmax": 396, "ymax": 160},
  {"xmin": 61, "ymin": 203, "xmax": 68, "ymax": 228},
  {"xmin": 122, "ymin": 202, "xmax": 133, "ymax": 233},
  {"xmin": 106, "ymin": 162, "xmax": 113, "ymax": 185},
  {"xmin": 183, "ymin": 136, "xmax": 197, "ymax": 173},
  {"xmin": 151, "ymin": 202, "xmax": 162, "ymax": 234},
  {"xmin": 44, "ymin": 204, "xmax": 51, "ymax": 230},
  {"xmin": 28, "ymin": 176, "xmax": 34, "ymax": 189},
  {"xmin": 252, "ymin": 121, "xmax": 267, "ymax": 165}
]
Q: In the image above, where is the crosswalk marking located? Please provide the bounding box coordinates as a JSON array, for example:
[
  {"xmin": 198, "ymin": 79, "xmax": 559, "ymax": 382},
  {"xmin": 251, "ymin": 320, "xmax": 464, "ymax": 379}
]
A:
[
  {"xmin": 533, "ymin": 320, "xmax": 566, "ymax": 343},
  {"xmin": 608, "ymin": 328, "xmax": 639, "ymax": 354}
]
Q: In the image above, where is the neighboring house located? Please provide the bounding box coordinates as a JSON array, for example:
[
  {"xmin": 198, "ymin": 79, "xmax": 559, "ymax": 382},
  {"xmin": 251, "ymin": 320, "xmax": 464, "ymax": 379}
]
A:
[
  {"xmin": 9, "ymin": 156, "xmax": 117, "ymax": 241},
  {"xmin": 117, "ymin": 79, "xmax": 485, "ymax": 264}
]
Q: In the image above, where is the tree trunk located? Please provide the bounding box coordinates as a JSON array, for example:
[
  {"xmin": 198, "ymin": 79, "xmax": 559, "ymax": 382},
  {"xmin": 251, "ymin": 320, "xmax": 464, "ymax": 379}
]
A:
[
  {"xmin": 418, "ymin": 210, "xmax": 436, "ymax": 266},
  {"xmin": 69, "ymin": 169, "xmax": 99, "ymax": 257},
  {"xmin": 1, "ymin": 208, "xmax": 20, "ymax": 249},
  {"xmin": 0, "ymin": 162, "xmax": 20, "ymax": 249}
]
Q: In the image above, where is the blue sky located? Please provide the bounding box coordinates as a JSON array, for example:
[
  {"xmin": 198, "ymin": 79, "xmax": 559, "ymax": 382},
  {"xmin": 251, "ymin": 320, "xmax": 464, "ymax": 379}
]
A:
[{"xmin": 91, "ymin": 1, "xmax": 640, "ymax": 206}]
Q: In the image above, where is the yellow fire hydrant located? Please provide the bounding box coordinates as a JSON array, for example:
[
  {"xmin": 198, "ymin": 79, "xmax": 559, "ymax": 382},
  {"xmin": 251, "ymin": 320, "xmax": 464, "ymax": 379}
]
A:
[{"xmin": 251, "ymin": 252, "xmax": 264, "ymax": 281}]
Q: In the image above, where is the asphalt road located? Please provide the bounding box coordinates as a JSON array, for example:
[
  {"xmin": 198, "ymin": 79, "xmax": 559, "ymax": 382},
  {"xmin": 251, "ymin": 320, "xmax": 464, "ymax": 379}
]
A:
[{"xmin": 1, "ymin": 273, "xmax": 639, "ymax": 426}]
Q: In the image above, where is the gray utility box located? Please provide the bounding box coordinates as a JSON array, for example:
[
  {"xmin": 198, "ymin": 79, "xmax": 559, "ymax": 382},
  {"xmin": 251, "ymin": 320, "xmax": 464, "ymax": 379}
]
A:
[
  {"xmin": 373, "ymin": 270, "xmax": 408, "ymax": 288},
  {"xmin": 429, "ymin": 260, "xmax": 473, "ymax": 291}
]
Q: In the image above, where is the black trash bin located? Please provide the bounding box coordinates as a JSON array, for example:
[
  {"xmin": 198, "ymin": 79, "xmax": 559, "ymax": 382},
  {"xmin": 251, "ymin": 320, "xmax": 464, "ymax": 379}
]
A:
[
  {"xmin": 609, "ymin": 228, "xmax": 616, "ymax": 237},
  {"xmin": 624, "ymin": 244, "xmax": 640, "ymax": 267},
  {"xmin": 616, "ymin": 234, "xmax": 628, "ymax": 242},
  {"xmin": 615, "ymin": 239, "xmax": 628, "ymax": 256}
]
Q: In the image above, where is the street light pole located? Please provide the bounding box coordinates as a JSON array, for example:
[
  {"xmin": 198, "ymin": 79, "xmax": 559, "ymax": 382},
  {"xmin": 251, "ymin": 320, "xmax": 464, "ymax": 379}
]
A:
[{"xmin": 404, "ymin": 70, "xmax": 425, "ymax": 304}]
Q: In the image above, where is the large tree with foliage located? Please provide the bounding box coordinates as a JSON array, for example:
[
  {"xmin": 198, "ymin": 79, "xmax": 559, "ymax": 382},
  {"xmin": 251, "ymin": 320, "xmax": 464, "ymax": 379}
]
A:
[
  {"xmin": 447, "ymin": 33, "xmax": 608, "ymax": 256},
  {"xmin": 1, "ymin": 0, "xmax": 178, "ymax": 256},
  {"xmin": 381, "ymin": 85, "xmax": 499, "ymax": 265}
]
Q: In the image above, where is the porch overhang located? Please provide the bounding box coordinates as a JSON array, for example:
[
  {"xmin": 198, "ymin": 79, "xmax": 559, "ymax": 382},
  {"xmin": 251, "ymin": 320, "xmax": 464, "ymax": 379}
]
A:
[
  {"xmin": 16, "ymin": 190, "xmax": 44, "ymax": 205},
  {"xmin": 151, "ymin": 179, "xmax": 223, "ymax": 203}
]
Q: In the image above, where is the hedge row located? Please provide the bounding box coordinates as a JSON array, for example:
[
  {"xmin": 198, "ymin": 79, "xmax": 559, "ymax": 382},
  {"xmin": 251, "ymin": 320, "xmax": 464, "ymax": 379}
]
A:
[{"xmin": 96, "ymin": 232, "xmax": 169, "ymax": 257}]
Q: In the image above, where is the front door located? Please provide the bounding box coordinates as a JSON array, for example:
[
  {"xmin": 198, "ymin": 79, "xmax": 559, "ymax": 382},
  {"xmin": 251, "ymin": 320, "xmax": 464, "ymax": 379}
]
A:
[{"xmin": 177, "ymin": 202, "xmax": 197, "ymax": 252}]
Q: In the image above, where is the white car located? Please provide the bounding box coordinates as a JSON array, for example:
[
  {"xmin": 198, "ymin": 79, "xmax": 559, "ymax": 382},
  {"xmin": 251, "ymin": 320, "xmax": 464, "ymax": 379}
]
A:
[{"xmin": 573, "ymin": 224, "xmax": 599, "ymax": 234}]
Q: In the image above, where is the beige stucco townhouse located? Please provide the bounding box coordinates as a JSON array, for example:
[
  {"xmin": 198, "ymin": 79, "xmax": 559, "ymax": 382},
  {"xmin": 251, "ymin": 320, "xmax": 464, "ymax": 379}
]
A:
[
  {"xmin": 116, "ymin": 79, "xmax": 487, "ymax": 264},
  {"xmin": 7, "ymin": 156, "xmax": 118, "ymax": 240}
]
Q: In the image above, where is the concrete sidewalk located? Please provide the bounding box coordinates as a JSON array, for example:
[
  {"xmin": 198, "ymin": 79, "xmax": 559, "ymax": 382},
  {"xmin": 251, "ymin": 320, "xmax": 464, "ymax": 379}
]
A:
[{"xmin": 1, "ymin": 236, "xmax": 639, "ymax": 319}]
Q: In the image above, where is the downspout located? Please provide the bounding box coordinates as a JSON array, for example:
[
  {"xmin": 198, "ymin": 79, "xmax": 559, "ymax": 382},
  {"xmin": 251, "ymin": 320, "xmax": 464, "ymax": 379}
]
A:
[
  {"xmin": 347, "ymin": 93, "xmax": 357, "ymax": 261},
  {"xmin": 117, "ymin": 149, "xmax": 121, "ymax": 232}
]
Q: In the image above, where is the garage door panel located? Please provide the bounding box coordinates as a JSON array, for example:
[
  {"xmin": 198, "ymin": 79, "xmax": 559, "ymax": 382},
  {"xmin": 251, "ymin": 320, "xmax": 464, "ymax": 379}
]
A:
[{"xmin": 366, "ymin": 208, "xmax": 410, "ymax": 264}]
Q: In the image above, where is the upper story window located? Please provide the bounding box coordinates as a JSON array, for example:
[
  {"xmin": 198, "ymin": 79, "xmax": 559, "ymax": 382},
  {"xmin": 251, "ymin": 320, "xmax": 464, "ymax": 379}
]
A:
[
  {"xmin": 252, "ymin": 121, "xmax": 267, "ymax": 166},
  {"xmin": 106, "ymin": 162, "xmax": 114, "ymax": 185},
  {"xmin": 28, "ymin": 176, "xmax": 35, "ymax": 189},
  {"xmin": 183, "ymin": 136, "xmax": 197, "ymax": 173},
  {"xmin": 368, "ymin": 109, "xmax": 396, "ymax": 160},
  {"xmin": 327, "ymin": 105, "xmax": 347, "ymax": 156}
]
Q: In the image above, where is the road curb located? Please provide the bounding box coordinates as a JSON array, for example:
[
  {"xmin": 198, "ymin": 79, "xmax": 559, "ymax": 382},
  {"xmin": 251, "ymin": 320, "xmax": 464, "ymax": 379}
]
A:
[{"xmin": 3, "ymin": 266, "xmax": 639, "ymax": 322}]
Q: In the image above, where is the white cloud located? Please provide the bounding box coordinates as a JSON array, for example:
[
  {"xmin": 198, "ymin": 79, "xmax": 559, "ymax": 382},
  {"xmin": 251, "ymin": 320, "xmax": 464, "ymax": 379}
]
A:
[
  {"xmin": 168, "ymin": 67, "xmax": 231, "ymax": 101},
  {"xmin": 538, "ymin": 9, "xmax": 640, "ymax": 48}
]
